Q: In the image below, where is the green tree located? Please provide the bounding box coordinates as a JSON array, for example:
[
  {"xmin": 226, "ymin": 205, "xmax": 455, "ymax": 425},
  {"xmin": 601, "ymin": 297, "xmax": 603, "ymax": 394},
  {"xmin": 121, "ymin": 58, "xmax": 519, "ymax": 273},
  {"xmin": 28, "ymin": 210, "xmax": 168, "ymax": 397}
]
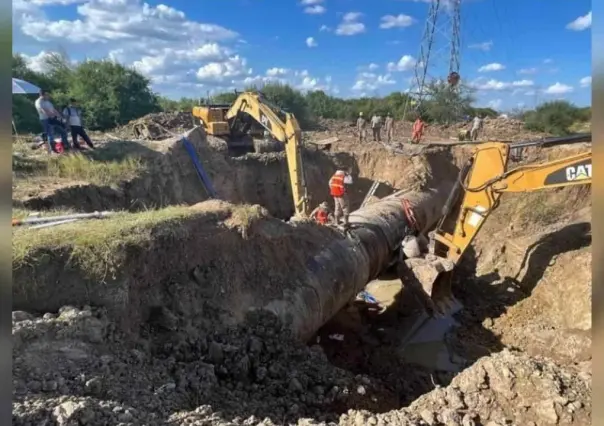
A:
[
  {"xmin": 67, "ymin": 60, "xmax": 160, "ymax": 130},
  {"xmin": 523, "ymin": 101, "xmax": 585, "ymax": 135},
  {"xmin": 420, "ymin": 80, "xmax": 476, "ymax": 124},
  {"xmin": 245, "ymin": 82, "xmax": 315, "ymax": 128}
]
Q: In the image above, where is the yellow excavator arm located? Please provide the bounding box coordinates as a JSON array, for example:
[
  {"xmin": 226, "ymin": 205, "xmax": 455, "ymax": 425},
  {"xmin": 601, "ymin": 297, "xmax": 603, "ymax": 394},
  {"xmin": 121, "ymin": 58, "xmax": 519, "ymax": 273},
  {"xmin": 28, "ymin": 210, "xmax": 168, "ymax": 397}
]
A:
[
  {"xmin": 225, "ymin": 92, "xmax": 310, "ymax": 217},
  {"xmin": 403, "ymin": 134, "xmax": 591, "ymax": 314},
  {"xmin": 432, "ymin": 139, "xmax": 591, "ymax": 265}
]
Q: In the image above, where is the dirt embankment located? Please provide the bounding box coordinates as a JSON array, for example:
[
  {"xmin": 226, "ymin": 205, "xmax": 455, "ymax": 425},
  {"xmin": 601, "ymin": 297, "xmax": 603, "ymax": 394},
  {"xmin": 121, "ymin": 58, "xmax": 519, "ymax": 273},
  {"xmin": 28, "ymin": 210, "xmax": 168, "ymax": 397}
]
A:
[{"xmin": 15, "ymin": 126, "xmax": 462, "ymax": 220}]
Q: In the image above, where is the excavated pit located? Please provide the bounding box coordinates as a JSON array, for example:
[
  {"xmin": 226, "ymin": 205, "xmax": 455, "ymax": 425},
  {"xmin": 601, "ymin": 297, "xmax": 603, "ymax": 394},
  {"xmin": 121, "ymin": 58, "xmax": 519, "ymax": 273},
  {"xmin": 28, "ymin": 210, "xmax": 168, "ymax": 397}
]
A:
[{"xmin": 12, "ymin": 128, "xmax": 592, "ymax": 425}]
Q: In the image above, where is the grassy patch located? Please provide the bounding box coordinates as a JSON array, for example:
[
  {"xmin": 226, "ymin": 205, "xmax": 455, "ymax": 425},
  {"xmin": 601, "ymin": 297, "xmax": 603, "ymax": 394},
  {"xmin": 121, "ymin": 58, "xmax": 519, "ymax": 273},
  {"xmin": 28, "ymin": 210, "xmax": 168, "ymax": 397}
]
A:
[
  {"xmin": 46, "ymin": 153, "xmax": 145, "ymax": 186},
  {"xmin": 13, "ymin": 205, "xmax": 195, "ymax": 280}
]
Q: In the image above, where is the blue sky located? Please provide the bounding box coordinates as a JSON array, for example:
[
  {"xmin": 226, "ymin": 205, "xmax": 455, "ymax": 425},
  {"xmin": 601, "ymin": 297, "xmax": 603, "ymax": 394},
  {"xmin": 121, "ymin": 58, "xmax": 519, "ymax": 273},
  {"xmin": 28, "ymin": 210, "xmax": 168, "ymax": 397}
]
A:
[{"xmin": 13, "ymin": 0, "xmax": 592, "ymax": 111}]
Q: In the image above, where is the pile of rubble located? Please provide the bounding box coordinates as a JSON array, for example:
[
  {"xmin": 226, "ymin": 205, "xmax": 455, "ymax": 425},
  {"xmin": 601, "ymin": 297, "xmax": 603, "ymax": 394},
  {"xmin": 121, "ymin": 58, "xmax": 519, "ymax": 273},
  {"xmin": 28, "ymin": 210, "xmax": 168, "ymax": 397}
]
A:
[
  {"xmin": 12, "ymin": 306, "xmax": 394, "ymax": 425},
  {"xmin": 13, "ymin": 303, "xmax": 591, "ymax": 425},
  {"xmin": 115, "ymin": 112, "xmax": 193, "ymax": 140}
]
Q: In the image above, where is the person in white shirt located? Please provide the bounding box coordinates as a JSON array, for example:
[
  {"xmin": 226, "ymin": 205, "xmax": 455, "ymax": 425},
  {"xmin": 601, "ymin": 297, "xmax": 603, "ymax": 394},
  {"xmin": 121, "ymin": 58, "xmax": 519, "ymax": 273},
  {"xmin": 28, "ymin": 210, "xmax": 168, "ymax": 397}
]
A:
[
  {"xmin": 35, "ymin": 89, "xmax": 69, "ymax": 153},
  {"xmin": 63, "ymin": 98, "xmax": 94, "ymax": 149},
  {"xmin": 370, "ymin": 114, "xmax": 382, "ymax": 141},
  {"xmin": 470, "ymin": 115, "xmax": 483, "ymax": 141}
]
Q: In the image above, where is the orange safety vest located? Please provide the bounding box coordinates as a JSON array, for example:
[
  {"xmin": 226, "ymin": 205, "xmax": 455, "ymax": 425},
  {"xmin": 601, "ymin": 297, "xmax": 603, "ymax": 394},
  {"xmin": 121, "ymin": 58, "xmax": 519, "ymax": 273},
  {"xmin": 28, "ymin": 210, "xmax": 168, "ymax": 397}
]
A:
[
  {"xmin": 314, "ymin": 208, "xmax": 329, "ymax": 224},
  {"xmin": 413, "ymin": 119, "xmax": 424, "ymax": 134},
  {"xmin": 329, "ymin": 174, "xmax": 346, "ymax": 197}
]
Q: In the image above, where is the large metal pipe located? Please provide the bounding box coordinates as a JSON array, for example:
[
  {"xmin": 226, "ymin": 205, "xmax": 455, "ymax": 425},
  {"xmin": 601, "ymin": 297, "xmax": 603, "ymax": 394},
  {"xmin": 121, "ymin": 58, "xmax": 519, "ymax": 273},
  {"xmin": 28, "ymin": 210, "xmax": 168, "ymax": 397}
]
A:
[{"xmin": 265, "ymin": 181, "xmax": 455, "ymax": 341}]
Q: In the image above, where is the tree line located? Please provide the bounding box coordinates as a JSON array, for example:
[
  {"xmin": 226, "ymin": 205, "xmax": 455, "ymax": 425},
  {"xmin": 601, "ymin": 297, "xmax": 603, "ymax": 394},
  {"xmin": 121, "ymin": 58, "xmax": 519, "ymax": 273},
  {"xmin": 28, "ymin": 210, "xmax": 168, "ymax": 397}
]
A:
[{"xmin": 13, "ymin": 53, "xmax": 590, "ymax": 136}]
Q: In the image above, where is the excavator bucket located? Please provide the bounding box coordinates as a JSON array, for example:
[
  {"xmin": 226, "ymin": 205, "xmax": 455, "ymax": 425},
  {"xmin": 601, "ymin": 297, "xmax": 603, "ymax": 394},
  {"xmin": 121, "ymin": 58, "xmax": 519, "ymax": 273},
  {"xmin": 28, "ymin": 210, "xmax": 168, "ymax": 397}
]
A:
[{"xmin": 398, "ymin": 255, "xmax": 461, "ymax": 317}]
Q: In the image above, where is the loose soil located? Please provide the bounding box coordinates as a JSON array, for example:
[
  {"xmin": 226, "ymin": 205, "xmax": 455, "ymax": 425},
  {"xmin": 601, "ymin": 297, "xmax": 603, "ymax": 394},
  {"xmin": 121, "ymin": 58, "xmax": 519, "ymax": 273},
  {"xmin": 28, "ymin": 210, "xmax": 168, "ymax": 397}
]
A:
[{"xmin": 12, "ymin": 117, "xmax": 592, "ymax": 425}]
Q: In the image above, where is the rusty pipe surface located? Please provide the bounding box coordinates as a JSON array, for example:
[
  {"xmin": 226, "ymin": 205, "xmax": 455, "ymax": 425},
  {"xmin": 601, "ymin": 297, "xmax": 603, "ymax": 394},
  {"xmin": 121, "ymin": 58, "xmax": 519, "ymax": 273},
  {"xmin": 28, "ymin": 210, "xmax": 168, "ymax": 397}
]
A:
[{"xmin": 264, "ymin": 181, "xmax": 455, "ymax": 341}]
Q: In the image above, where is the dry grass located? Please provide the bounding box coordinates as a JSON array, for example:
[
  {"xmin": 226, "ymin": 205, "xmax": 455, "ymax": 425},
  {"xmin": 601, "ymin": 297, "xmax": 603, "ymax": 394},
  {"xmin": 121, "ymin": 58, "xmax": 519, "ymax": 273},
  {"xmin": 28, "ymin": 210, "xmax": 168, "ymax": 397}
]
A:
[{"xmin": 13, "ymin": 205, "xmax": 195, "ymax": 280}]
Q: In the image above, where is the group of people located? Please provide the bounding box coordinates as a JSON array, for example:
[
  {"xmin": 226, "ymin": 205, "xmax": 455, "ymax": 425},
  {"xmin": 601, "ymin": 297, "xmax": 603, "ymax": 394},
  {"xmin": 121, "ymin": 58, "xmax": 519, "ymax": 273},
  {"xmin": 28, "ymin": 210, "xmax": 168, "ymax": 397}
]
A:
[
  {"xmin": 34, "ymin": 89, "xmax": 94, "ymax": 154},
  {"xmin": 355, "ymin": 112, "xmax": 427, "ymax": 144},
  {"xmin": 355, "ymin": 112, "xmax": 395, "ymax": 143}
]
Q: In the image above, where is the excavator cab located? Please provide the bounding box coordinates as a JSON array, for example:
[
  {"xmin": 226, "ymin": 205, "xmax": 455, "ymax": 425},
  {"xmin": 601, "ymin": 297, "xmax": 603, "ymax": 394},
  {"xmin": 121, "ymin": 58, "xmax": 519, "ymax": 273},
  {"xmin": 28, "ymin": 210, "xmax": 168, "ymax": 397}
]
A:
[{"xmin": 402, "ymin": 134, "xmax": 592, "ymax": 316}]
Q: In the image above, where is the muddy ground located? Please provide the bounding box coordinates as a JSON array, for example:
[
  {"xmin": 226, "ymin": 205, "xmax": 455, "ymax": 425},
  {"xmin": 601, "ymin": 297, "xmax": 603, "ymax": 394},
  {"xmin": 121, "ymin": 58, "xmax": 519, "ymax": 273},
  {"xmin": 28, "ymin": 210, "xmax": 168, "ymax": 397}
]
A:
[{"xmin": 12, "ymin": 116, "xmax": 592, "ymax": 425}]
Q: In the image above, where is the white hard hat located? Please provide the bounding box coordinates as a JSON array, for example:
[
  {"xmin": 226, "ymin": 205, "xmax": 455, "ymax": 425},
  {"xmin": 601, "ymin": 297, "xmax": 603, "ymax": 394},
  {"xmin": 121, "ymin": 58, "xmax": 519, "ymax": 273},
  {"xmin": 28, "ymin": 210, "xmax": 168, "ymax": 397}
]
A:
[
  {"xmin": 359, "ymin": 112, "xmax": 363, "ymax": 116},
  {"xmin": 335, "ymin": 170, "xmax": 345, "ymax": 175}
]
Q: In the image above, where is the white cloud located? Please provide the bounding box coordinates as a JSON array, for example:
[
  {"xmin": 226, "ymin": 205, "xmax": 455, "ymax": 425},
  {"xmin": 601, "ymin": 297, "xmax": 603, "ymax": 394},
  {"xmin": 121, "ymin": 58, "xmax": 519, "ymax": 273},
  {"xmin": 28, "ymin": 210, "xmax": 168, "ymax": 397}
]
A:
[
  {"xmin": 544, "ymin": 82, "xmax": 573, "ymax": 95},
  {"xmin": 20, "ymin": 0, "xmax": 237, "ymax": 44},
  {"xmin": 543, "ymin": 58, "xmax": 553, "ymax": 64},
  {"xmin": 518, "ymin": 67, "xmax": 537, "ymax": 75},
  {"xmin": 380, "ymin": 14, "xmax": 415, "ymax": 29},
  {"xmin": 19, "ymin": 50, "xmax": 57, "ymax": 73},
  {"xmin": 478, "ymin": 62, "xmax": 505, "ymax": 72},
  {"xmin": 487, "ymin": 99, "xmax": 502, "ymax": 110},
  {"xmin": 352, "ymin": 72, "xmax": 396, "ymax": 92},
  {"xmin": 387, "ymin": 55, "xmax": 416, "ymax": 72},
  {"xmin": 566, "ymin": 11, "xmax": 591, "ymax": 31},
  {"xmin": 368, "ymin": 63, "xmax": 379, "ymax": 70},
  {"xmin": 472, "ymin": 78, "xmax": 534, "ymax": 91},
  {"xmin": 266, "ymin": 67, "xmax": 289, "ymax": 77},
  {"xmin": 319, "ymin": 24, "xmax": 331, "ymax": 32},
  {"xmin": 196, "ymin": 55, "xmax": 251, "ymax": 83},
  {"xmin": 336, "ymin": 12, "xmax": 365, "ymax": 36},
  {"xmin": 469, "ymin": 41, "xmax": 493, "ymax": 51},
  {"xmin": 304, "ymin": 5, "xmax": 325, "ymax": 14},
  {"xmin": 300, "ymin": 0, "xmax": 323, "ymax": 4},
  {"xmin": 306, "ymin": 36, "xmax": 318, "ymax": 47},
  {"xmin": 132, "ymin": 43, "xmax": 231, "ymax": 76},
  {"xmin": 579, "ymin": 76, "xmax": 591, "ymax": 87}
]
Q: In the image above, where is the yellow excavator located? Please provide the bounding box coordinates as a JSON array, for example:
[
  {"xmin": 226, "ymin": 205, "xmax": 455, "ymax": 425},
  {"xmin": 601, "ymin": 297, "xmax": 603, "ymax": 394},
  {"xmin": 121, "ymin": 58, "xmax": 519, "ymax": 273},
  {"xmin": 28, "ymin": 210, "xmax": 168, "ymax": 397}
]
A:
[
  {"xmin": 401, "ymin": 133, "xmax": 592, "ymax": 315},
  {"xmin": 192, "ymin": 91, "xmax": 310, "ymax": 217}
]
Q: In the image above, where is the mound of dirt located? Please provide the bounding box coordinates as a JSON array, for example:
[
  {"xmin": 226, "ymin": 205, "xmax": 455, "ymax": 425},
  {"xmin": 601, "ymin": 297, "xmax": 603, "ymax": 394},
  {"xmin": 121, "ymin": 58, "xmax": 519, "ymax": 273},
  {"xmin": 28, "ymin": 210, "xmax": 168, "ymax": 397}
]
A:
[{"xmin": 115, "ymin": 112, "xmax": 193, "ymax": 140}]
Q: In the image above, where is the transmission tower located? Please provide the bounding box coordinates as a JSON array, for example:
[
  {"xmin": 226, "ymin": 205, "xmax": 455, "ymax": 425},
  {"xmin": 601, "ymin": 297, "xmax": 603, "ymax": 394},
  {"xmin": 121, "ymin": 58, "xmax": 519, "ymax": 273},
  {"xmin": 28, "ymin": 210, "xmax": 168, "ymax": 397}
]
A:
[{"xmin": 403, "ymin": 0, "xmax": 462, "ymax": 121}]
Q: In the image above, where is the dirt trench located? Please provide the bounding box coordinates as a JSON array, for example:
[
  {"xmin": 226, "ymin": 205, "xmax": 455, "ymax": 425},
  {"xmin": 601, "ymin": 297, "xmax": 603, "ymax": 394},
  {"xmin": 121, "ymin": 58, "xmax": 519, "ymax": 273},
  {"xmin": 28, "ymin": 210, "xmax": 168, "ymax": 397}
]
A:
[
  {"xmin": 12, "ymin": 134, "xmax": 592, "ymax": 425},
  {"xmin": 14, "ymin": 127, "xmax": 457, "ymax": 220}
]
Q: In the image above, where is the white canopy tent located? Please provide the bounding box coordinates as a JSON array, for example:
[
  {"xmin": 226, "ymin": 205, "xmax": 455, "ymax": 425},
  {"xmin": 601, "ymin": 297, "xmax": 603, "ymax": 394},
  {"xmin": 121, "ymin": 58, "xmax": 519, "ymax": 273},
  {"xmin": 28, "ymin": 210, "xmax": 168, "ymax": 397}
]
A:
[{"xmin": 12, "ymin": 77, "xmax": 41, "ymax": 137}]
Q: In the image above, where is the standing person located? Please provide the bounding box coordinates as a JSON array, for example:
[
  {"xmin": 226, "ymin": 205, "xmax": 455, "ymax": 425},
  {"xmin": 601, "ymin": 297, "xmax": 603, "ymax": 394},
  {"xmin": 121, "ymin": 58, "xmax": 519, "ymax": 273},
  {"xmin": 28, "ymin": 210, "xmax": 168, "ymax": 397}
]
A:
[
  {"xmin": 470, "ymin": 115, "xmax": 483, "ymax": 141},
  {"xmin": 35, "ymin": 90, "xmax": 69, "ymax": 153},
  {"xmin": 329, "ymin": 168, "xmax": 353, "ymax": 227},
  {"xmin": 411, "ymin": 116, "xmax": 425, "ymax": 144},
  {"xmin": 371, "ymin": 113, "xmax": 382, "ymax": 141},
  {"xmin": 385, "ymin": 113, "xmax": 394, "ymax": 143},
  {"xmin": 63, "ymin": 98, "xmax": 95, "ymax": 150},
  {"xmin": 356, "ymin": 112, "xmax": 367, "ymax": 143}
]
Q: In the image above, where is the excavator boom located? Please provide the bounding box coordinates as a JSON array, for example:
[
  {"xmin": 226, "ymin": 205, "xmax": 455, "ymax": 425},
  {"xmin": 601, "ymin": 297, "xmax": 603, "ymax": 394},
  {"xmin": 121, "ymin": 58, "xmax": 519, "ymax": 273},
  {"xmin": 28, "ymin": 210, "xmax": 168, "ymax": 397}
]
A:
[
  {"xmin": 225, "ymin": 92, "xmax": 310, "ymax": 217},
  {"xmin": 193, "ymin": 92, "xmax": 310, "ymax": 217},
  {"xmin": 402, "ymin": 135, "xmax": 591, "ymax": 314}
]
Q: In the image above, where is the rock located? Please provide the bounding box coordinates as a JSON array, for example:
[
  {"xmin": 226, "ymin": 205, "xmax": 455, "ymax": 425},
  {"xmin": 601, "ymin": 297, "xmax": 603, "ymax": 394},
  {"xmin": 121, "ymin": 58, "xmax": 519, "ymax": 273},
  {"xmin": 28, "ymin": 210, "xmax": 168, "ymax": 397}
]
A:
[
  {"xmin": 85, "ymin": 377, "xmax": 103, "ymax": 395},
  {"xmin": 289, "ymin": 378, "xmax": 303, "ymax": 393},
  {"xmin": 53, "ymin": 401, "xmax": 80, "ymax": 425},
  {"xmin": 207, "ymin": 341, "xmax": 224, "ymax": 364},
  {"xmin": 532, "ymin": 400, "xmax": 559, "ymax": 424},
  {"xmin": 43, "ymin": 312, "xmax": 57, "ymax": 320},
  {"xmin": 248, "ymin": 337, "xmax": 264, "ymax": 354},
  {"xmin": 461, "ymin": 414, "xmax": 476, "ymax": 426},
  {"xmin": 12, "ymin": 311, "xmax": 33, "ymax": 322},
  {"xmin": 420, "ymin": 409, "xmax": 436, "ymax": 425},
  {"xmin": 58, "ymin": 306, "xmax": 81, "ymax": 320}
]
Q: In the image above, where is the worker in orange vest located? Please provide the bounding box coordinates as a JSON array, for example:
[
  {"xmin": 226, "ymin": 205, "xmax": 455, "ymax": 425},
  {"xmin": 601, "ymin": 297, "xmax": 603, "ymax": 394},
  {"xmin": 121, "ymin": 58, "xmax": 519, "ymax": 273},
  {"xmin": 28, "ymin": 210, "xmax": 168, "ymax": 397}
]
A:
[
  {"xmin": 411, "ymin": 116, "xmax": 426, "ymax": 144},
  {"xmin": 329, "ymin": 169, "xmax": 353, "ymax": 227},
  {"xmin": 310, "ymin": 201, "xmax": 332, "ymax": 225}
]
